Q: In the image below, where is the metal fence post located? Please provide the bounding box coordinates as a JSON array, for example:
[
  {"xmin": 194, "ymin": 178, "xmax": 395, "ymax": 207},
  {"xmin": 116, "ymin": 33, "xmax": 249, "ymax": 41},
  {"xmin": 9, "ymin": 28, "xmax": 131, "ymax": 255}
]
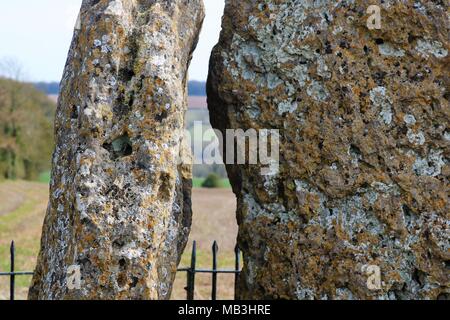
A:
[
  {"xmin": 10, "ymin": 241, "xmax": 15, "ymax": 301},
  {"xmin": 186, "ymin": 241, "xmax": 197, "ymax": 300},
  {"xmin": 1, "ymin": 239, "xmax": 241, "ymax": 301},
  {"xmin": 211, "ymin": 241, "xmax": 218, "ymax": 301},
  {"xmin": 234, "ymin": 244, "xmax": 240, "ymax": 300}
]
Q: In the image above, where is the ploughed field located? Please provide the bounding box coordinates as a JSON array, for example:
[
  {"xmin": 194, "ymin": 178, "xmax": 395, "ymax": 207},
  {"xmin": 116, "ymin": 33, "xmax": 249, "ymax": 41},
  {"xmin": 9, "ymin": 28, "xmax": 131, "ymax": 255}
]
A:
[{"xmin": 0, "ymin": 180, "xmax": 237, "ymax": 300}]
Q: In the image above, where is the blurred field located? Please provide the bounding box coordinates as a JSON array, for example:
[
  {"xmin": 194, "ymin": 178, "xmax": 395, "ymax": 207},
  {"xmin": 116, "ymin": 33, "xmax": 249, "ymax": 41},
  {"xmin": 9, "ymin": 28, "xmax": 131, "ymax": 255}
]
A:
[
  {"xmin": 0, "ymin": 181, "xmax": 49, "ymax": 300},
  {"xmin": 0, "ymin": 180, "xmax": 237, "ymax": 300}
]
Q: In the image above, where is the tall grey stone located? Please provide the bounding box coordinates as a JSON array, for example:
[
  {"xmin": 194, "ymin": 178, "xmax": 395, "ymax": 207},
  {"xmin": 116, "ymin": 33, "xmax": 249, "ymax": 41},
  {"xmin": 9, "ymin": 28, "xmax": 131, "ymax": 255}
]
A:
[
  {"xmin": 29, "ymin": 0, "xmax": 204, "ymax": 300},
  {"xmin": 208, "ymin": 0, "xmax": 449, "ymax": 299}
]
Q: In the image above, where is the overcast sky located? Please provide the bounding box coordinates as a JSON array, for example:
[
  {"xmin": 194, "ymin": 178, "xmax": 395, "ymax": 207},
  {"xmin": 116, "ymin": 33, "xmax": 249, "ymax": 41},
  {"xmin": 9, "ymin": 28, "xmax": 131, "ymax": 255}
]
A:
[{"xmin": 0, "ymin": 0, "xmax": 225, "ymax": 82}]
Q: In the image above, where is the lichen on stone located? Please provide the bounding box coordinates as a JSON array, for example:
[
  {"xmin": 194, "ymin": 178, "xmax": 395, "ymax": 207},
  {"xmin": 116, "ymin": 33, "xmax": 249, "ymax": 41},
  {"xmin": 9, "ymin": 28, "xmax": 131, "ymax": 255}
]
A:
[
  {"xmin": 29, "ymin": 0, "xmax": 204, "ymax": 300},
  {"xmin": 208, "ymin": 0, "xmax": 449, "ymax": 300}
]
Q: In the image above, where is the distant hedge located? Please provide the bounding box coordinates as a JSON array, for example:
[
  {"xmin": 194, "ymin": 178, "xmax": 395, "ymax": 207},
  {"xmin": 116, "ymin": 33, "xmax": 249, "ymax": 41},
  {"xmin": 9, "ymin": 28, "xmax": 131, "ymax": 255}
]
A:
[
  {"xmin": 0, "ymin": 78, "xmax": 55, "ymax": 180},
  {"xmin": 201, "ymin": 173, "xmax": 222, "ymax": 188}
]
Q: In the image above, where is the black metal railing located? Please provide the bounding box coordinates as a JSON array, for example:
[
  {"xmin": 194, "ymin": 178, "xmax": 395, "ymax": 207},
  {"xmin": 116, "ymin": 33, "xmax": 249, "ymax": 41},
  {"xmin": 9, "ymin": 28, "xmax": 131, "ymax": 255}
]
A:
[
  {"xmin": 0, "ymin": 240, "xmax": 241, "ymax": 301},
  {"xmin": 178, "ymin": 241, "xmax": 241, "ymax": 300},
  {"xmin": 0, "ymin": 241, "xmax": 34, "ymax": 300}
]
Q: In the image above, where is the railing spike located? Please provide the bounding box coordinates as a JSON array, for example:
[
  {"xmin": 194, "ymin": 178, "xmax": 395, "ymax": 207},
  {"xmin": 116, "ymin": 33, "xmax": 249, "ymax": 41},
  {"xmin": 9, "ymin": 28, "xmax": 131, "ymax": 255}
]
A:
[
  {"xmin": 234, "ymin": 244, "xmax": 241, "ymax": 300},
  {"xmin": 212, "ymin": 241, "xmax": 218, "ymax": 300},
  {"xmin": 10, "ymin": 240, "xmax": 15, "ymax": 301},
  {"xmin": 186, "ymin": 241, "xmax": 197, "ymax": 300}
]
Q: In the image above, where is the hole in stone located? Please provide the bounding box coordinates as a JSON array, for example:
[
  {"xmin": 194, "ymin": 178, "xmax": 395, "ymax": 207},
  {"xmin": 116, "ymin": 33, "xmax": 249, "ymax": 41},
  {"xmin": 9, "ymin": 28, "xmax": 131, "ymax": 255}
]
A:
[
  {"xmin": 103, "ymin": 133, "xmax": 133, "ymax": 160},
  {"xmin": 130, "ymin": 276, "xmax": 139, "ymax": 288},
  {"xmin": 128, "ymin": 95, "xmax": 134, "ymax": 108},
  {"xmin": 350, "ymin": 144, "xmax": 362, "ymax": 157},
  {"xmin": 155, "ymin": 110, "xmax": 168, "ymax": 122},
  {"xmin": 70, "ymin": 105, "xmax": 78, "ymax": 119},
  {"xmin": 402, "ymin": 205, "xmax": 413, "ymax": 217},
  {"xmin": 120, "ymin": 68, "xmax": 135, "ymax": 82},
  {"xmin": 113, "ymin": 239, "xmax": 125, "ymax": 249},
  {"xmin": 412, "ymin": 268, "xmax": 426, "ymax": 287},
  {"xmin": 119, "ymin": 258, "xmax": 127, "ymax": 269}
]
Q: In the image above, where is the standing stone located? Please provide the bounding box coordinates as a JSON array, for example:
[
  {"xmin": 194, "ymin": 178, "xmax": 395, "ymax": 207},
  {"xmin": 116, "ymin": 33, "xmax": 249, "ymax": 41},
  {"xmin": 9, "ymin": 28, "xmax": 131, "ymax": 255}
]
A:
[
  {"xmin": 29, "ymin": 0, "xmax": 204, "ymax": 300},
  {"xmin": 208, "ymin": 0, "xmax": 448, "ymax": 299}
]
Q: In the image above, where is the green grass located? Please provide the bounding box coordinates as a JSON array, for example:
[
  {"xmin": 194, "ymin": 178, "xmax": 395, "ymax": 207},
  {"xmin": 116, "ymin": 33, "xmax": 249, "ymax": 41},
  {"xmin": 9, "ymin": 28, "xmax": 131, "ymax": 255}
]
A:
[
  {"xmin": 37, "ymin": 171, "xmax": 51, "ymax": 184},
  {"xmin": 193, "ymin": 177, "xmax": 231, "ymax": 189}
]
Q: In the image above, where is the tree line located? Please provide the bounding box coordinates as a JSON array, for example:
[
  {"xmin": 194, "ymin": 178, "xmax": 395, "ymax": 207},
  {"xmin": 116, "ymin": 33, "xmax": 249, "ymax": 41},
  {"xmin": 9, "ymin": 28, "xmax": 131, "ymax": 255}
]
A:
[
  {"xmin": 0, "ymin": 77, "xmax": 55, "ymax": 181},
  {"xmin": 33, "ymin": 80, "xmax": 207, "ymax": 96}
]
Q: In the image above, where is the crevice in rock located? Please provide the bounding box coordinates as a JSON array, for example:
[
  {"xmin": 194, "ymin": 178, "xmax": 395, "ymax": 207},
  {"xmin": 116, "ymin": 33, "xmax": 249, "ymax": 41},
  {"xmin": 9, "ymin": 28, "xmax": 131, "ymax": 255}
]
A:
[{"xmin": 103, "ymin": 133, "xmax": 133, "ymax": 160}]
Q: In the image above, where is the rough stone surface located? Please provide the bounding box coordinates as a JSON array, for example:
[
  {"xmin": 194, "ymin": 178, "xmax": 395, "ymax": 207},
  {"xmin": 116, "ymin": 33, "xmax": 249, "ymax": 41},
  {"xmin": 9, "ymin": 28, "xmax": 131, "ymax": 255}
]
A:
[
  {"xmin": 208, "ymin": 0, "xmax": 449, "ymax": 300},
  {"xmin": 29, "ymin": 0, "xmax": 204, "ymax": 300}
]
